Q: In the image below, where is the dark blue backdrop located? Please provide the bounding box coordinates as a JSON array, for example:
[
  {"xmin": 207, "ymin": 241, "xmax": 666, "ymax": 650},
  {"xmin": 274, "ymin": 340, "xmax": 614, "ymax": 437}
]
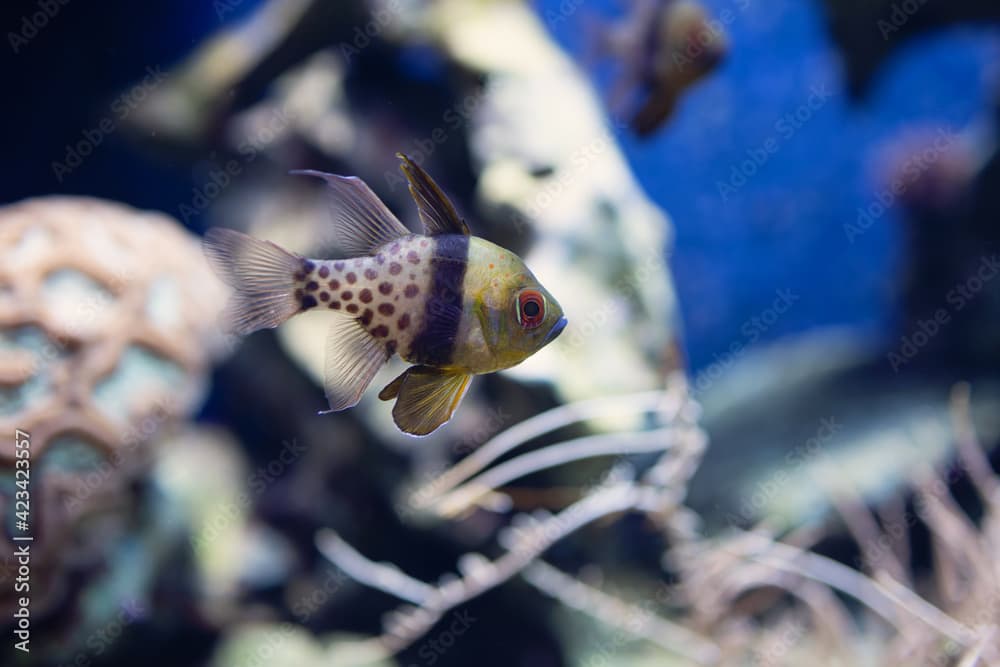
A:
[
  {"xmin": 538, "ymin": 0, "xmax": 998, "ymax": 370},
  {"xmin": 4, "ymin": 0, "xmax": 997, "ymax": 372}
]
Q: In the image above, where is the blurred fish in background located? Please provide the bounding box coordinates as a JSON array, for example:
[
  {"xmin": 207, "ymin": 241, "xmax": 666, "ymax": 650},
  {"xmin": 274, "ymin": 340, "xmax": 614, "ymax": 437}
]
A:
[
  {"xmin": 587, "ymin": 0, "xmax": 729, "ymax": 135},
  {"xmin": 2, "ymin": 0, "xmax": 1000, "ymax": 665}
]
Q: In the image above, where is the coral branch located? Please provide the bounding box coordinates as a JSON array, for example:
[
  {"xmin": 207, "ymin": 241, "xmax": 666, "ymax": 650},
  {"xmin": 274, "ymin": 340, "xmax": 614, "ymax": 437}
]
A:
[
  {"xmin": 739, "ymin": 530, "xmax": 976, "ymax": 647},
  {"xmin": 522, "ymin": 560, "xmax": 721, "ymax": 665},
  {"xmin": 957, "ymin": 627, "xmax": 996, "ymax": 667},
  {"xmin": 315, "ymin": 531, "xmax": 434, "ymax": 605},
  {"xmin": 950, "ymin": 382, "xmax": 1000, "ymax": 505},
  {"xmin": 314, "ymin": 370, "xmax": 1000, "ymax": 664},
  {"xmin": 317, "ymin": 482, "xmax": 642, "ymax": 658},
  {"xmin": 407, "ymin": 388, "xmax": 684, "ymax": 511},
  {"xmin": 826, "ymin": 479, "xmax": 908, "ymax": 583},
  {"xmin": 874, "ymin": 571, "xmax": 977, "ymax": 647},
  {"xmin": 433, "ymin": 427, "xmax": 681, "ymax": 518}
]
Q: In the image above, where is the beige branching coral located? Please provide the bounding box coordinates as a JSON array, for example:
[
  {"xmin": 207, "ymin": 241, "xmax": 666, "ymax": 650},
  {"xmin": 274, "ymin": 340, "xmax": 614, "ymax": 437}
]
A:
[
  {"xmin": 316, "ymin": 374, "xmax": 718, "ymax": 663},
  {"xmin": 317, "ymin": 377, "xmax": 1000, "ymax": 666}
]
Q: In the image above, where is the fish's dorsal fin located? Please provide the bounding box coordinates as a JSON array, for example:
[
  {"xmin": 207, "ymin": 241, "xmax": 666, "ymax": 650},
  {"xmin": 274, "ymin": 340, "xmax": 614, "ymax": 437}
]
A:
[
  {"xmin": 383, "ymin": 366, "xmax": 472, "ymax": 436},
  {"xmin": 320, "ymin": 316, "xmax": 391, "ymax": 413},
  {"xmin": 396, "ymin": 153, "xmax": 471, "ymax": 237},
  {"xmin": 292, "ymin": 170, "xmax": 411, "ymax": 257}
]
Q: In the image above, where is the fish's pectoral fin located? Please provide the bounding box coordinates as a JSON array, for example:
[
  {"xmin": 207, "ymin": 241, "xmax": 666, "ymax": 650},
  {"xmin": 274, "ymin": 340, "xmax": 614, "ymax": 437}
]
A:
[
  {"xmin": 320, "ymin": 316, "xmax": 391, "ymax": 413},
  {"xmin": 377, "ymin": 368, "xmax": 408, "ymax": 401},
  {"xmin": 473, "ymin": 299, "xmax": 500, "ymax": 357},
  {"xmin": 396, "ymin": 153, "xmax": 471, "ymax": 237},
  {"xmin": 291, "ymin": 170, "xmax": 411, "ymax": 256},
  {"xmin": 390, "ymin": 366, "xmax": 472, "ymax": 436}
]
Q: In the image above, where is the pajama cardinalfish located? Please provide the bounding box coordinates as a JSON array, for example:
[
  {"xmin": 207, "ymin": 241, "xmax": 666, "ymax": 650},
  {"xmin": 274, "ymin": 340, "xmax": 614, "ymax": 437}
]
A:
[{"xmin": 204, "ymin": 154, "xmax": 567, "ymax": 436}]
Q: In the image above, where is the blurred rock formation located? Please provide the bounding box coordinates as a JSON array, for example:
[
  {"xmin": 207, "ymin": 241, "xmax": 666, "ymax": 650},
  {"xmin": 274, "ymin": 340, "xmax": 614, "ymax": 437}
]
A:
[{"xmin": 0, "ymin": 196, "xmax": 227, "ymax": 662}]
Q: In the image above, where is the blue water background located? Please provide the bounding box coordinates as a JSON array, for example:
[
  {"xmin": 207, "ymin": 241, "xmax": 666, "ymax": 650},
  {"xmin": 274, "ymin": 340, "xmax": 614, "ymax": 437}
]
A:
[
  {"xmin": 5, "ymin": 0, "xmax": 998, "ymax": 373},
  {"xmin": 536, "ymin": 0, "xmax": 1000, "ymax": 371}
]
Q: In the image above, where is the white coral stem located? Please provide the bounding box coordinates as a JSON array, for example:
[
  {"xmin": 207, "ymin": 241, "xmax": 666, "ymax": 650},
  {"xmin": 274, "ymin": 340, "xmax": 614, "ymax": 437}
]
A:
[
  {"xmin": 740, "ymin": 530, "xmax": 976, "ymax": 647},
  {"xmin": 407, "ymin": 388, "xmax": 685, "ymax": 510},
  {"xmin": 314, "ymin": 531, "xmax": 434, "ymax": 605},
  {"xmin": 317, "ymin": 482, "xmax": 642, "ymax": 657},
  {"xmin": 523, "ymin": 559, "xmax": 720, "ymax": 665},
  {"xmin": 433, "ymin": 426, "xmax": 683, "ymax": 518}
]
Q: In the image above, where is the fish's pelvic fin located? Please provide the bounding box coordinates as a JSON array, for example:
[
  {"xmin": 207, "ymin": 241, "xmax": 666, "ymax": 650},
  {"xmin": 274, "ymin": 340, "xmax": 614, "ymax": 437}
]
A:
[
  {"xmin": 377, "ymin": 369, "xmax": 407, "ymax": 401},
  {"xmin": 396, "ymin": 153, "xmax": 470, "ymax": 237},
  {"xmin": 389, "ymin": 366, "xmax": 472, "ymax": 436},
  {"xmin": 203, "ymin": 228, "xmax": 304, "ymax": 335},
  {"xmin": 321, "ymin": 316, "xmax": 391, "ymax": 413},
  {"xmin": 291, "ymin": 169, "xmax": 411, "ymax": 256}
]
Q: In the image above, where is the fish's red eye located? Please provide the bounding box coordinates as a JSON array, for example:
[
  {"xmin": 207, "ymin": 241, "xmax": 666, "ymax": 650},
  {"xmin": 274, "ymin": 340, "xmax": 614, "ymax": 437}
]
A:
[{"xmin": 516, "ymin": 290, "xmax": 545, "ymax": 329}]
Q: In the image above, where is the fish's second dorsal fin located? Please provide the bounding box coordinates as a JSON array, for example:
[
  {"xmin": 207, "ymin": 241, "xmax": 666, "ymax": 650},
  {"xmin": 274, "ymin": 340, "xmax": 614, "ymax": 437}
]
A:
[
  {"xmin": 397, "ymin": 153, "xmax": 471, "ymax": 237},
  {"xmin": 292, "ymin": 169, "xmax": 411, "ymax": 257}
]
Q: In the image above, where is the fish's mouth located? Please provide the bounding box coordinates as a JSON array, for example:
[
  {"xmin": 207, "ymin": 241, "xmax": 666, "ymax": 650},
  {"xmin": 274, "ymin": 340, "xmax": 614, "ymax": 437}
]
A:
[{"xmin": 544, "ymin": 316, "xmax": 567, "ymax": 345}]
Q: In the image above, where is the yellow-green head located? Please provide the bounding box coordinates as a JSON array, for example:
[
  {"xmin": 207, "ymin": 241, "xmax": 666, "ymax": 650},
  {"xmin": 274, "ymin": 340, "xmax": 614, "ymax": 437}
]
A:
[{"xmin": 452, "ymin": 237, "xmax": 566, "ymax": 374}]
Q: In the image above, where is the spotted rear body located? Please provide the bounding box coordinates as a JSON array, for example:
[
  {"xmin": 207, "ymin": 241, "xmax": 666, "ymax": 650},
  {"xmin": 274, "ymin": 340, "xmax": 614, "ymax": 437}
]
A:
[
  {"xmin": 294, "ymin": 235, "xmax": 434, "ymax": 360},
  {"xmin": 204, "ymin": 153, "xmax": 566, "ymax": 436}
]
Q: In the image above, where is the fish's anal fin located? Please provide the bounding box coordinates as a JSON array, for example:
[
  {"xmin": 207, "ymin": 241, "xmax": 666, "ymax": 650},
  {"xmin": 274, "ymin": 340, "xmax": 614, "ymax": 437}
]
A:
[
  {"xmin": 396, "ymin": 153, "xmax": 471, "ymax": 237},
  {"xmin": 390, "ymin": 366, "xmax": 472, "ymax": 436},
  {"xmin": 322, "ymin": 316, "xmax": 391, "ymax": 412},
  {"xmin": 291, "ymin": 170, "xmax": 411, "ymax": 257}
]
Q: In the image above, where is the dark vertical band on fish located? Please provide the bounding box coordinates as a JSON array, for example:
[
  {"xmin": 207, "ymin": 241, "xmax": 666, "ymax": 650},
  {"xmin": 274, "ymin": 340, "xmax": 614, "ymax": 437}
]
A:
[{"xmin": 409, "ymin": 234, "xmax": 469, "ymax": 366}]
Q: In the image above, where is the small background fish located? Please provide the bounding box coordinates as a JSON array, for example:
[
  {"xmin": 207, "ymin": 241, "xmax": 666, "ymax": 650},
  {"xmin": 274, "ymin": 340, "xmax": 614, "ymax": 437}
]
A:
[
  {"xmin": 204, "ymin": 154, "xmax": 567, "ymax": 435},
  {"xmin": 589, "ymin": 0, "xmax": 728, "ymax": 136}
]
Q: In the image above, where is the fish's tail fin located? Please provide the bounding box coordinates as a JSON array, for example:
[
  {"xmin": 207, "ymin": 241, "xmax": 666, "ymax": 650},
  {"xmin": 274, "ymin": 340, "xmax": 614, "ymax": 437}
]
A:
[{"xmin": 203, "ymin": 228, "xmax": 305, "ymax": 335}]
